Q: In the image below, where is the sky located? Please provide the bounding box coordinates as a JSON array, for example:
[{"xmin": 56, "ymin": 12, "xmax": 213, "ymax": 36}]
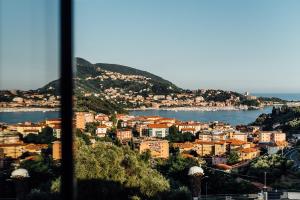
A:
[
  {"xmin": 1, "ymin": 0, "xmax": 300, "ymax": 93},
  {"xmin": 0, "ymin": 0, "xmax": 59, "ymax": 90}
]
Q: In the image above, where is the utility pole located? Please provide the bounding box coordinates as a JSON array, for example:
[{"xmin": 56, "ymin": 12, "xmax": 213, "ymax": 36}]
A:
[
  {"xmin": 263, "ymin": 172, "xmax": 268, "ymax": 200},
  {"xmin": 205, "ymin": 182, "xmax": 208, "ymax": 199}
]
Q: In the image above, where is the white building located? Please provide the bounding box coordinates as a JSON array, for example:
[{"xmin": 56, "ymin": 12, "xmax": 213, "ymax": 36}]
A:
[
  {"xmin": 96, "ymin": 125, "xmax": 107, "ymax": 137},
  {"xmin": 144, "ymin": 124, "xmax": 169, "ymax": 138}
]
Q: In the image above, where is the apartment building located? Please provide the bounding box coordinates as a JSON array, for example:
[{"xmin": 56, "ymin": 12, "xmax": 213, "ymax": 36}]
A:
[
  {"xmin": 75, "ymin": 112, "xmax": 95, "ymax": 129},
  {"xmin": 135, "ymin": 138, "xmax": 169, "ymax": 159},
  {"xmin": 52, "ymin": 141, "xmax": 62, "ymax": 160},
  {"xmin": 116, "ymin": 129, "xmax": 132, "ymax": 141},
  {"xmin": 0, "ymin": 131, "xmax": 20, "ymax": 144},
  {"xmin": 143, "ymin": 124, "xmax": 169, "ymax": 138}
]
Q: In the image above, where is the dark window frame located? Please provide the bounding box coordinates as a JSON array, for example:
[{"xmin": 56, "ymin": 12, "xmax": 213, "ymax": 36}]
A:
[{"xmin": 60, "ymin": 0, "xmax": 75, "ymax": 199}]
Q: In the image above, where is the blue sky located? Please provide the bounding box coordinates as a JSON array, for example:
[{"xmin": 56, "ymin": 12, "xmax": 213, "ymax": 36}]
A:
[
  {"xmin": 1, "ymin": 0, "xmax": 300, "ymax": 93},
  {"xmin": 0, "ymin": 0, "xmax": 59, "ymax": 90}
]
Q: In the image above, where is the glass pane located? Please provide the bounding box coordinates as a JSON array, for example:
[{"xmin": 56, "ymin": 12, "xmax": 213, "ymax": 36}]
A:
[
  {"xmin": 74, "ymin": 0, "xmax": 300, "ymax": 199},
  {"xmin": 0, "ymin": 0, "xmax": 61, "ymax": 199}
]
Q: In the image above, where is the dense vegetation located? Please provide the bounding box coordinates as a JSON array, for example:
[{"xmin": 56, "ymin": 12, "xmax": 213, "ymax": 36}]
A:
[
  {"xmin": 74, "ymin": 139, "xmax": 171, "ymax": 200},
  {"xmin": 246, "ymin": 154, "xmax": 293, "ymax": 188},
  {"xmin": 23, "ymin": 127, "xmax": 56, "ymax": 144},
  {"xmin": 197, "ymin": 89, "xmax": 241, "ymax": 102},
  {"xmin": 258, "ymin": 97, "xmax": 286, "ymax": 103},
  {"xmin": 227, "ymin": 151, "xmax": 240, "ymax": 165},
  {"xmin": 194, "ymin": 89, "xmax": 265, "ymax": 107},
  {"xmin": 251, "ymin": 106, "xmax": 300, "ymax": 135},
  {"xmin": 75, "ymin": 95, "xmax": 126, "ymax": 114},
  {"xmin": 166, "ymin": 125, "xmax": 196, "ymax": 143}
]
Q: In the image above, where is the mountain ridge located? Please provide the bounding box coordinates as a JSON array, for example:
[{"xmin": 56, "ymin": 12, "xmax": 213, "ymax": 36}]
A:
[
  {"xmin": 33, "ymin": 57, "xmax": 286, "ymax": 114},
  {"xmin": 75, "ymin": 57, "xmax": 181, "ymax": 94}
]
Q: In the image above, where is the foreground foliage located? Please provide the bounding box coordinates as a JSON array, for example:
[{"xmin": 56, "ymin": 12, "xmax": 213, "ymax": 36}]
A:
[
  {"xmin": 247, "ymin": 154, "xmax": 293, "ymax": 185},
  {"xmin": 75, "ymin": 139, "xmax": 170, "ymax": 199}
]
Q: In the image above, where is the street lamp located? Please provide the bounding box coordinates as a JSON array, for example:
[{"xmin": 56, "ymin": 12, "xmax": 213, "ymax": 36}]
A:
[
  {"xmin": 188, "ymin": 165, "xmax": 205, "ymax": 200},
  {"xmin": 203, "ymin": 176, "xmax": 209, "ymax": 199},
  {"xmin": 263, "ymin": 171, "xmax": 268, "ymax": 200},
  {"xmin": 11, "ymin": 168, "xmax": 30, "ymax": 200}
]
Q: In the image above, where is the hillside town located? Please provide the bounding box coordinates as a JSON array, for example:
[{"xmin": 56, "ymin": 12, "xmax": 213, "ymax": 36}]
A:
[
  {"xmin": 0, "ymin": 86, "xmax": 280, "ymax": 112},
  {"xmin": 1, "ymin": 110, "xmax": 292, "ymax": 171},
  {"xmin": 75, "ymin": 68, "xmax": 280, "ymax": 110},
  {"xmin": 0, "ymin": 90, "xmax": 60, "ymax": 111}
]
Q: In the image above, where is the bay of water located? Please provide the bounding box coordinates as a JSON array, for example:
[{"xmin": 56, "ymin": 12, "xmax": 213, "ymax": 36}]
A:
[
  {"xmin": 0, "ymin": 111, "xmax": 60, "ymax": 124},
  {"xmin": 130, "ymin": 107, "xmax": 273, "ymax": 126},
  {"xmin": 0, "ymin": 108, "xmax": 271, "ymax": 126},
  {"xmin": 0, "ymin": 93, "xmax": 298, "ymax": 125}
]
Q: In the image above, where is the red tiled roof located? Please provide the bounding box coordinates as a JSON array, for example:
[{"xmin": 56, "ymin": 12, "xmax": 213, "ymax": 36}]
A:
[
  {"xmin": 97, "ymin": 125, "xmax": 107, "ymax": 128},
  {"xmin": 0, "ymin": 143, "xmax": 24, "ymax": 147},
  {"xmin": 181, "ymin": 128, "xmax": 196, "ymax": 131},
  {"xmin": 148, "ymin": 124, "xmax": 169, "ymax": 128},
  {"xmin": 25, "ymin": 143, "xmax": 48, "ymax": 150},
  {"xmin": 239, "ymin": 147, "xmax": 259, "ymax": 153},
  {"xmin": 173, "ymin": 142, "xmax": 194, "ymax": 149},
  {"xmin": 195, "ymin": 139, "xmax": 226, "ymax": 145},
  {"xmin": 226, "ymin": 139, "xmax": 247, "ymax": 146}
]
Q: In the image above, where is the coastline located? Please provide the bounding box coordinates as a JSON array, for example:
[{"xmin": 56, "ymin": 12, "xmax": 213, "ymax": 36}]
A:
[
  {"xmin": 127, "ymin": 105, "xmax": 254, "ymax": 112},
  {"xmin": 0, "ymin": 107, "xmax": 59, "ymax": 113}
]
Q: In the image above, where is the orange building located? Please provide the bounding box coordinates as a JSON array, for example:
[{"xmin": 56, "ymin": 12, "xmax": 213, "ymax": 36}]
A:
[
  {"xmin": 258, "ymin": 131, "xmax": 286, "ymax": 144},
  {"xmin": 0, "ymin": 143, "xmax": 25, "ymax": 159},
  {"xmin": 52, "ymin": 141, "xmax": 62, "ymax": 160},
  {"xmin": 16, "ymin": 124, "xmax": 43, "ymax": 136},
  {"xmin": 116, "ymin": 129, "xmax": 132, "ymax": 141},
  {"xmin": 193, "ymin": 140, "xmax": 227, "ymax": 156},
  {"xmin": 24, "ymin": 144, "xmax": 48, "ymax": 154},
  {"xmin": 272, "ymin": 131, "xmax": 286, "ymax": 143},
  {"xmin": 259, "ymin": 132, "xmax": 272, "ymax": 143},
  {"xmin": 238, "ymin": 147, "xmax": 260, "ymax": 160},
  {"xmin": 136, "ymin": 138, "xmax": 169, "ymax": 159},
  {"xmin": 45, "ymin": 118, "xmax": 61, "ymax": 128},
  {"xmin": 75, "ymin": 112, "xmax": 95, "ymax": 129}
]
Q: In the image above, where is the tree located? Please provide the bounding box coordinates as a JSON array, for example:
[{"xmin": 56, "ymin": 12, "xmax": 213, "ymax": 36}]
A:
[
  {"xmin": 140, "ymin": 149, "xmax": 151, "ymax": 162},
  {"xmin": 167, "ymin": 126, "xmax": 196, "ymax": 143},
  {"xmin": 227, "ymin": 151, "xmax": 240, "ymax": 165},
  {"xmin": 85, "ymin": 122, "xmax": 100, "ymax": 135},
  {"xmin": 20, "ymin": 155, "xmax": 59, "ymax": 192},
  {"xmin": 117, "ymin": 120, "xmax": 123, "ymax": 129},
  {"xmin": 76, "ymin": 129, "xmax": 91, "ymax": 145},
  {"xmin": 247, "ymin": 154, "xmax": 293, "ymax": 184},
  {"xmin": 110, "ymin": 113, "xmax": 117, "ymax": 127},
  {"xmin": 156, "ymin": 154, "xmax": 199, "ymax": 191},
  {"xmin": 75, "ymin": 138, "xmax": 170, "ymax": 199},
  {"xmin": 23, "ymin": 126, "xmax": 55, "ymax": 144}
]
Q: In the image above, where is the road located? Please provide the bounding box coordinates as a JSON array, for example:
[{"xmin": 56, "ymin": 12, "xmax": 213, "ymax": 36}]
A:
[{"xmin": 284, "ymin": 147, "xmax": 300, "ymax": 171}]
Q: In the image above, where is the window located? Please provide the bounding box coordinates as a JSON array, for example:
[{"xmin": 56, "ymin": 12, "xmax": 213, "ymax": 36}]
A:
[{"xmin": 2, "ymin": 1, "xmax": 300, "ymax": 200}]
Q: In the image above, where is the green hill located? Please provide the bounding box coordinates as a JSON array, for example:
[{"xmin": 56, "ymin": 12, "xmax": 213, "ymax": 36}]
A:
[
  {"xmin": 251, "ymin": 105, "xmax": 300, "ymax": 136},
  {"xmin": 39, "ymin": 57, "xmax": 181, "ymax": 95},
  {"xmin": 77, "ymin": 58, "xmax": 181, "ymax": 94},
  {"xmin": 35, "ymin": 57, "xmax": 286, "ymax": 114}
]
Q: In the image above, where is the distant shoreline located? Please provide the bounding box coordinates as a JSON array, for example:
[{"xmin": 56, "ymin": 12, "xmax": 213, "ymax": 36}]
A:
[
  {"xmin": 0, "ymin": 107, "xmax": 59, "ymax": 113},
  {"xmin": 127, "ymin": 105, "xmax": 255, "ymax": 112}
]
